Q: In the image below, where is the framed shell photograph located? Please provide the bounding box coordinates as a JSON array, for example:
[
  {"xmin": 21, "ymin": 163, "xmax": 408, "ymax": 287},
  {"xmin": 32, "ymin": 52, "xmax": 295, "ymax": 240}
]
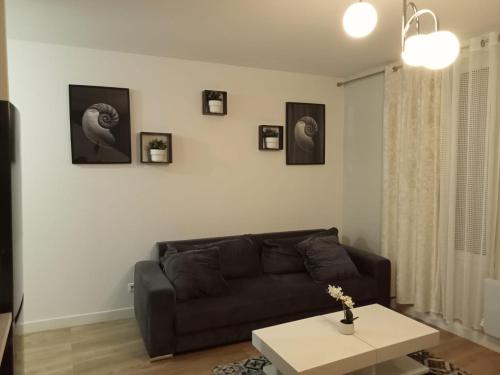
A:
[
  {"xmin": 286, "ymin": 102, "xmax": 325, "ymax": 165},
  {"xmin": 69, "ymin": 84, "xmax": 131, "ymax": 164}
]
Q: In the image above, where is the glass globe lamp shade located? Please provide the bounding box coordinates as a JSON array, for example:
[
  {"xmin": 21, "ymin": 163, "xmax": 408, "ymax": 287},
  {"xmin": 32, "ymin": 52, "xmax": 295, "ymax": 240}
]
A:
[
  {"xmin": 343, "ymin": 2, "xmax": 378, "ymax": 38},
  {"xmin": 401, "ymin": 34, "xmax": 429, "ymax": 67},
  {"xmin": 423, "ymin": 31, "xmax": 460, "ymax": 70}
]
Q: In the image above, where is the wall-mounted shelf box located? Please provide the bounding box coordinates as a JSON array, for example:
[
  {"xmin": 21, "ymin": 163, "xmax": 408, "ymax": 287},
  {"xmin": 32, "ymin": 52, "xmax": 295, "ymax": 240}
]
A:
[
  {"xmin": 139, "ymin": 132, "xmax": 173, "ymax": 164},
  {"xmin": 259, "ymin": 125, "xmax": 284, "ymax": 151},
  {"xmin": 202, "ymin": 90, "xmax": 227, "ymax": 116}
]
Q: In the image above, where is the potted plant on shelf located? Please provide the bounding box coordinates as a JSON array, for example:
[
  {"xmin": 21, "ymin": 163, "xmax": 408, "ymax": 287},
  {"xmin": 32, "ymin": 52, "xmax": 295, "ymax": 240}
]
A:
[
  {"xmin": 263, "ymin": 128, "xmax": 279, "ymax": 149},
  {"xmin": 148, "ymin": 138, "xmax": 168, "ymax": 162},
  {"xmin": 207, "ymin": 91, "xmax": 223, "ymax": 114},
  {"xmin": 328, "ymin": 285, "xmax": 358, "ymax": 335}
]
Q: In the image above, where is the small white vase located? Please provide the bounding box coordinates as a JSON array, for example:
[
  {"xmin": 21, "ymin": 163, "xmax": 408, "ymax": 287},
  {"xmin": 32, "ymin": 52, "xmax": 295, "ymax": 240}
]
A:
[
  {"xmin": 150, "ymin": 149, "xmax": 167, "ymax": 162},
  {"xmin": 265, "ymin": 137, "xmax": 279, "ymax": 149},
  {"xmin": 208, "ymin": 100, "xmax": 223, "ymax": 114},
  {"xmin": 337, "ymin": 321, "xmax": 355, "ymax": 335}
]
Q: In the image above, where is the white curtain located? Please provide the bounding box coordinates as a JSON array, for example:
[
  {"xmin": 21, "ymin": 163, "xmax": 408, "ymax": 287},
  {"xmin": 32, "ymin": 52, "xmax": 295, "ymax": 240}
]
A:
[
  {"xmin": 434, "ymin": 33, "xmax": 500, "ymax": 329},
  {"xmin": 381, "ymin": 65, "xmax": 442, "ymax": 311}
]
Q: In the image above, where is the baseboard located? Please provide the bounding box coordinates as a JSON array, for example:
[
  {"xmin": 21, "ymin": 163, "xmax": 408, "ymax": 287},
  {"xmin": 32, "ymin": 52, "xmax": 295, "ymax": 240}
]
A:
[
  {"xmin": 404, "ymin": 308, "xmax": 500, "ymax": 354},
  {"xmin": 16, "ymin": 307, "xmax": 134, "ymax": 335}
]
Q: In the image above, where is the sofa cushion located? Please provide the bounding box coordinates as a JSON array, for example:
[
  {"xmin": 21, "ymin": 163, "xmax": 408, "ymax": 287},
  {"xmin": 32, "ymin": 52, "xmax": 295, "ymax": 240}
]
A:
[
  {"xmin": 175, "ymin": 273, "xmax": 378, "ymax": 334},
  {"xmin": 260, "ymin": 227, "xmax": 339, "ymax": 274},
  {"xmin": 161, "ymin": 247, "xmax": 229, "ymax": 300},
  {"xmin": 251, "ymin": 227, "xmax": 338, "ymax": 247},
  {"xmin": 261, "ymin": 238, "xmax": 305, "ymax": 274},
  {"xmin": 297, "ymin": 235, "xmax": 360, "ymax": 283},
  {"xmin": 168, "ymin": 235, "xmax": 261, "ymax": 279}
]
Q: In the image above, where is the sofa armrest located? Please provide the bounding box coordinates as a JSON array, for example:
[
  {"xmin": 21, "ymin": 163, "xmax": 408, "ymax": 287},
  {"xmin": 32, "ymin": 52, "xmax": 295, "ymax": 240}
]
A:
[
  {"xmin": 344, "ymin": 245, "xmax": 391, "ymax": 307},
  {"xmin": 134, "ymin": 261, "xmax": 176, "ymax": 358}
]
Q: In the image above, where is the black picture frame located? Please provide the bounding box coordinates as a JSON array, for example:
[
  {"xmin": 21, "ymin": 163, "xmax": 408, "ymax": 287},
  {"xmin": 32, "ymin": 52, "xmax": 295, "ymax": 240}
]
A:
[
  {"xmin": 202, "ymin": 90, "xmax": 227, "ymax": 116},
  {"xmin": 69, "ymin": 84, "xmax": 131, "ymax": 164},
  {"xmin": 258, "ymin": 125, "xmax": 284, "ymax": 151},
  {"xmin": 286, "ymin": 102, "xmax": 325, "ymax": 165},
  {"xmin": 139, "ymin": 132, "xmax": 172, "ymax": 164}
]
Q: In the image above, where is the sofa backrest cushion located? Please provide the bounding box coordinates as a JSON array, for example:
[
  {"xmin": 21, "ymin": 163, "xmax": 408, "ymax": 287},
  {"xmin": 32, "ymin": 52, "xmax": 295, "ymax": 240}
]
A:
[
  {"xmin": 261, "ymin": 237, "xmax": 306, "ymax": 274},
  {"xmin": 261, "ymin": 227, "xmax": 339, "ymax": 274},
  {"xmin": 161, "ymin": 247, "xmax": 230, "ymax": 300},
  {"xmin": 250, "ymin": 229, "xmax": 331, "ymax": 249},
  {"xmin": 166, "ymin": 235, "xmax": 261, "ymax": 279},
  {"xmin": 157, "ymin": 229, "xmax": 329, "ymax": 258}
]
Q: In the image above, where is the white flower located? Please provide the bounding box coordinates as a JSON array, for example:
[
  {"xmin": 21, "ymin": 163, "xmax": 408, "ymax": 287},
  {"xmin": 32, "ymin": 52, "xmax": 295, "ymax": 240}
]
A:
[
  {"xmin": 328, "ymin": 284, "xmax": 356, "ymax": 310},
  {"xmin": 341, "ymin": 295, "xmax": 355, "ymax": 309},
  {"xmin": 327, "ymin": 285, "xmax": 344, "ymax": 300}
]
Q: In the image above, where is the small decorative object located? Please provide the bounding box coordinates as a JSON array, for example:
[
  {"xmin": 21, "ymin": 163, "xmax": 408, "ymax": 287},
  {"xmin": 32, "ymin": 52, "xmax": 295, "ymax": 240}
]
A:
[
  {"xmin": 327, "ymin": 285, "xmax": 358, "ymax": 335},
  {"xmin": 202, "ymin": 90, "xmax": 227, "ymax": 115},
  {"xmin": 69, "ymin": 85, "xmax": 131, "ymax": 164},
  {"xmin": 208, "ymin": 92, "xmax": 223, "ymax": 113},
  {"xmin": 258, "ymin": 125, "xmax": 283, "ymax": 151},
  {"xmin": 286, "ymin": 102, "xmax": 325, "ymax": 165},
  {"xmin": 148, "ymin": 139, "xmax": 168, "ymax": 162},
  {"xmin": 140, "ymin": 132, "xmax": 172, "ymax": 164}
]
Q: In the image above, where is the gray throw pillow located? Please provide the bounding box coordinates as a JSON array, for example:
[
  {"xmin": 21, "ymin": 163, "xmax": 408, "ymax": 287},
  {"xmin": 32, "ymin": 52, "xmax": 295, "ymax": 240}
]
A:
[
  {"xmin": 296, "ymin": 235, "xmax": 360, "ymax": 283},
  {"xmin": 161, "ymin": 247, "xmax": 229, "ymax": 300}
]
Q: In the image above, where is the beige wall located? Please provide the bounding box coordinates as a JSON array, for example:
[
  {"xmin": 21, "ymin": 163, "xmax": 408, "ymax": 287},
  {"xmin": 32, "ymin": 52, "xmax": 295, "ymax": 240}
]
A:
[
  {"xmin": 8, "ymin": 39, "xmax": 344, "ymax": 329},
  {"xmin": 0, "ymin": 0, "xmax": 8, "ymax": 100},
  {"xmin": 342, "ymin": 73, "xmax": 384, "ymax": 253}
]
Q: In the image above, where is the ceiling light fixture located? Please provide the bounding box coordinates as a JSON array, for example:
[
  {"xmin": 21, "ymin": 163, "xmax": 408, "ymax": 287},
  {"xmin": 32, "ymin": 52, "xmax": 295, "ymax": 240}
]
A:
[
  {"xmin": 342, "ymin": 0, "xmax": 460, "ymax": 70},
  {"xmin": 401, "ymin": 1, "xmax": 460, "ymax": 70},
  {"xmin": 343, "ymin": 1, "xmax": 378, "ymax": 38}
]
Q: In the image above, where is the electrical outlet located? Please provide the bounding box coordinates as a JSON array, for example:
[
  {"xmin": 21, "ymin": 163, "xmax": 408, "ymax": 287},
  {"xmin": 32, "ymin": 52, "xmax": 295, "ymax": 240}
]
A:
[{"xmin": 127, "ymin": 283, "xmax": 134, "ymax": 293}]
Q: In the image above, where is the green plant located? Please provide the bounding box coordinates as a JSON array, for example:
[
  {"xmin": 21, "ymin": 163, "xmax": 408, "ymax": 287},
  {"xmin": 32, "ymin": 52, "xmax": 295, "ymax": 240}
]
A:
[
  {"xmin": 148, "ymin": 138, "xmax": 167, "ymax": 150},
  {"xmin": 328, "ymin": 285, "xmax": 358, "ymax": 324},
  {"xmin": 207, "ymin": 91, "xmax": 222, "ymax": 101},
  {"xmin": 344, "ymin": 308, "xmax": 358, "ymax": 324},
  {"xmin": 263, "ymin": 128, "xmax": 279, "ymax": 138}
]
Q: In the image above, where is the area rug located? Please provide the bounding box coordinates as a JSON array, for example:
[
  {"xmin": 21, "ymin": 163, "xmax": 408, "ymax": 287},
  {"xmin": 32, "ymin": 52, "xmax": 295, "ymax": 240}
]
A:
[{"xmin": 213, "ymin": 351, "xmax": 471, "ymax": 375}]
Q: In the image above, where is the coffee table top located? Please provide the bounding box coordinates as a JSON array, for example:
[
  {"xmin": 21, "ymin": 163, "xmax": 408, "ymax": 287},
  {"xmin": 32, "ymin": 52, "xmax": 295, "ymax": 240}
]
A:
[{"xmin": 252, "ymin": 304, "xmax": 439, "ymax": 375}]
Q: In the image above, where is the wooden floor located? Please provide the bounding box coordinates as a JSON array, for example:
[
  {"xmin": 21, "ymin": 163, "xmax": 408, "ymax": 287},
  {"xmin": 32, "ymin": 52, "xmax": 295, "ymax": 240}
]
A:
[{"xmin": 15, "ymin": 318, "xmax": 500, "ymax": 375}]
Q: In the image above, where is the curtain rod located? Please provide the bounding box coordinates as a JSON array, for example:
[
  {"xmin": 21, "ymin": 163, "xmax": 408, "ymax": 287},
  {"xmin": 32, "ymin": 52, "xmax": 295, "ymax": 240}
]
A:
[
  {"xmin": 337, "ymin": 65, "xmax": 402, "ymax": 87},
  {"xmin": 338, "ymin": 33, "xmax": 500, "ymax": 87},
  {"xmin": 461, "ymin": 33, "xmax": 500, "ymax": 50},
  {"xmin": 337, "ymin": 32, "xmax": 500, "ymax": 87}
]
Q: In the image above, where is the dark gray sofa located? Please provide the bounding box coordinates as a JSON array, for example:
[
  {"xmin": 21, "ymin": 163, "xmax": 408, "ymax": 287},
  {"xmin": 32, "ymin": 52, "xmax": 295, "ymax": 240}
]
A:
[{"xmin": 134, "ymin": 228, "xmax": 391, "ymax": 360}]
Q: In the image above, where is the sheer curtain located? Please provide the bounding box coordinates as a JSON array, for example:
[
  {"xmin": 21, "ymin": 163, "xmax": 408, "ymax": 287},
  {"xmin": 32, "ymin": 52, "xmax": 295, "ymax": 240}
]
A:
[
  {"xmin": 435, "ymin": 33, "xmax": 500, "ymax": 329},
  {"xmin": 381, "ymin": 65, "xmax": 442, "ymax": 311},
  {"xmin": 382, "ymin": 32, "xmax": 500, "ymax": 330}
]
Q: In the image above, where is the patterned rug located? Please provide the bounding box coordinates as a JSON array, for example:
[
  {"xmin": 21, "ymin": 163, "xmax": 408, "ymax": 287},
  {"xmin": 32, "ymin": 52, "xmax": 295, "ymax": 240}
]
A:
[{"xmin": 213, "ymin": 351, "xmax": 471, "ymax": 375}]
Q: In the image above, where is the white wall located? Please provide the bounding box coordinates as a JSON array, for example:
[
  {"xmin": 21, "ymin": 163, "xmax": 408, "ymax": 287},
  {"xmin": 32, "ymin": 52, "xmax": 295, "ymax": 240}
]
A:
[
  {"xmin": 0, "ymin": 0, "xmax": 9, "ymax": 100},
  {"xmin": 7, "ymin": 39, "xmax": 344, "ymax": 330},
  {"xmin": 342, "ymin": 74, "xmax": 384, "ymax": 253}
]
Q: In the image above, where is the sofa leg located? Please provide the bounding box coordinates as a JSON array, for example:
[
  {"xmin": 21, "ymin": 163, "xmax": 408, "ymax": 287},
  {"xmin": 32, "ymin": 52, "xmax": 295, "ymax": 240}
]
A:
[{"xmin": 149, "ymin": 353, "xmax": 174, "ymax": 363}]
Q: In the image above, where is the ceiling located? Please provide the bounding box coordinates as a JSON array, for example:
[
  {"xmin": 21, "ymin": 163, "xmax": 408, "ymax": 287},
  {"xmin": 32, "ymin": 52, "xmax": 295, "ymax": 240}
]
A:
[{"xmin": 6, "ymin": 0, "xmax": 500, "ymax": 77}]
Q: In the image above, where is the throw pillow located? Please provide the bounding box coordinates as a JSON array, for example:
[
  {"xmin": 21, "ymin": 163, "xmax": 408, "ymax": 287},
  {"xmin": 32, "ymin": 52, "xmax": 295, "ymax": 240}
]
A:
[
  {"xmin": 168, "ymin": 236, "xmax": 261, "ymax": 279},
  {"xmin": 296, "ymin": 235, "xmax": 360, "ymax": 283},
  {"xmin": 161, "ymin": 247, "xmax": 229, "ymax": 300}
]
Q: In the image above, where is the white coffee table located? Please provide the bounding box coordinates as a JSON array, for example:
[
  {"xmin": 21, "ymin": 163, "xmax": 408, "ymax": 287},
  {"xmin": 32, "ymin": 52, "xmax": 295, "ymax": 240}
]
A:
[{"xmin": 252, "ymin": 304, "xmax": 439, "ymax": 375}]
